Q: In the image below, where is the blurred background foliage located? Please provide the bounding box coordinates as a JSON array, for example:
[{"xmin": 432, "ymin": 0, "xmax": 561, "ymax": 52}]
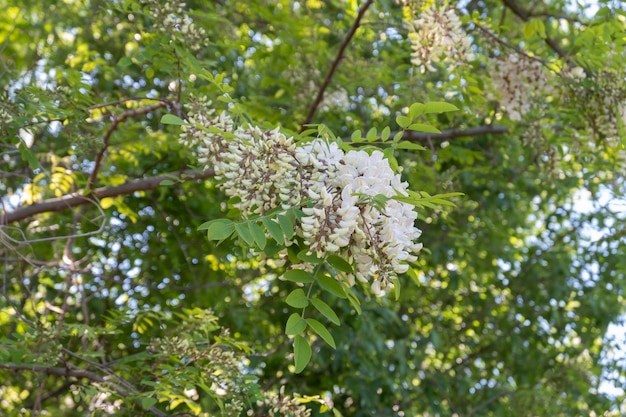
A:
[{"xmin": 1, "ymin": 0, "xmax": 625, "ymax": 415}]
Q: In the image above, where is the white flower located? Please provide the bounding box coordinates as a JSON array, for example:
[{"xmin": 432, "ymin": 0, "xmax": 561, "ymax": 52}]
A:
[
  {"xmin": 182, "ymin": 115, "xmax": 423, "ymax": 296},
  {"xmin": 297, "ymin": 139, "xmax": 422, "ymax": 293},
  {"xmin": 490, "ymin": 54, "xmax": 550, "ymax": 121},
  {"xmin": 409, "ymin": 6, "xmax": 474, "ymax": 73}
]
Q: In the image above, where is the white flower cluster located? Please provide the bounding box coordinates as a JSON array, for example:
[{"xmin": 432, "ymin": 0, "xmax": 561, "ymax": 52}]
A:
[
  {"xmin": 89, "ymin": 391, "xmax": 122, "ymax": 415},
  {"xmin": 408, "ymin": 6, "xmax": 474, "ymax": 73},
  {"xmin": 490, "ymin": 54, "xmax": 550, "ymax": 121},
  {"xmin": 144, "ymin": 0, "xmax": 208, "ymax": 51},
  {"xmin": 190, "ymin": 114, "xmax": 309, "ymax": 215},
  {"xmin": 296, "ymin": 140, "xmax": 422, "ymax": 294},
  {"xmin": 319, "ymin": 89, "xmax": 350, "ymax": 113},
  {"xmin": 183, "ymin": 113, "xmax": 423, "ymax": 295}
]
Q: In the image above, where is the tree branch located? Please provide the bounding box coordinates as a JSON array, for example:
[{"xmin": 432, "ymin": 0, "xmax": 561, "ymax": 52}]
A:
[
  {"xmin": 299, "ymin": 0, "xmax": 375, "ymax": 132},
  {"xmin": 0, "ymin": 363, "xmax": 105, "ymax": 382},
  {"xmin": 0, "ymin": 169, "xmax": 215, "ymax": 225},
  {"xmin": 85, "ymin": 102, "xmax": 168, "ymax": 191},
  {"xmin": 501, "ymin": 0, "xmax": 573, "ymax": 65}
]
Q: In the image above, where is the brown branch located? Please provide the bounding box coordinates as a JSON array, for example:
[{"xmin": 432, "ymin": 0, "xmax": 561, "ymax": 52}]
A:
[
  {"xmin": 0, "ymin": 363, "xmax": 105, "ymax": 382},
  {"xmin": 501, "ymin": 0, "xmax": 573, "ymax": 65},
  {"xmin": 299, "ymin": 0, "xmax": 375, "ymax": 132},
  {"xmin": 85, "ymin": 102, "xmax": 168, "ymax": 191},
  {"xmin": 0, "ymin": 169, "xmax": 215, "ymax": 225}
]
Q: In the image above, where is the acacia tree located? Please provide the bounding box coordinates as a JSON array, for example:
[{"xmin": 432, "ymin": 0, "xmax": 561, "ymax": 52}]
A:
[{"xmin": 1, "ymin": 0, "xmax": 625, "ymax": 416}]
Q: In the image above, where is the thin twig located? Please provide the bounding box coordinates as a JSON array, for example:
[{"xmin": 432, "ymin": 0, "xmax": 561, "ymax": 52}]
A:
[
  {"xmin": 501, "ymin": 0, "xmax": 574, "ymax": 66},
  {"xmin": 299, "ymin": 0, "xmax": 375, "ymax": 132},
  {"xmin": 474, "ymin": 23, "xmax": 551, "ymax": 69},
  {"xmin": 85, "ymin": 102, "xmax": 168, "ymax": 191}
]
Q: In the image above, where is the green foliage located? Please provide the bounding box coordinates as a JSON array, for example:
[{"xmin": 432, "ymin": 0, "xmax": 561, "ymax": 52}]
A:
[{"xmin": 1, "ymin": 0, "xmax": 626, "ymax": 416}]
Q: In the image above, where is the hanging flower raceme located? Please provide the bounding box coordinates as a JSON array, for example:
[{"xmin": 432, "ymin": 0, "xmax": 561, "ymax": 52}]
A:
[
  {"xmin": 182, "ymin": 113, "xmax": 423, "ymax": 295},
  {"xmin": 490, "ymin": 54, "xmax": 550, "ymax": 121},
  {"xmin": 408, "ymin": 5, "xmax": 474, "ymax": 73},
  {"xmin": 296, "ymin": 140, "xmax": 422, "ymax": 294}
]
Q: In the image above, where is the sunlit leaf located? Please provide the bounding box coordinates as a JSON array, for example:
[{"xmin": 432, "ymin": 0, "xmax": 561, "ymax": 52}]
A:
[
  {"xmin": 407, "ymin": 123, "xmax": 441, "ymax": 134},
  {"xmin": 160, "ymin": 114, "xmax": 186, "ymax": 125},
  {"xmin": 286, "ymin": 313, "xmax": 307, "ymax": 335},
  {"xmin": 396, "ymin": 115, "xmax": 411, "ymax": 129},
  {"xmin": 286, "ymin": 289, "xmax": 309, "ymax": 308},
  {"xmin": 423, "ymin": 101, "xmax": 459, "ymax": 114},
  {"xmin": 198, "ymin": 219, "xmax": 235, "ymax": 241}
]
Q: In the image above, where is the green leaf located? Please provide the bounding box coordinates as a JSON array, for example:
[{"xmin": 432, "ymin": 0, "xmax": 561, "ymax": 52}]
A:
[
  {"xmin": 394, "ymin": 276, "xmax": 401, "ymax": 301},
  {"xmin": 198, "ymin": 219, "xmax": 235, "ymax": 241},
  {"xmin": 18, "ymin": 142, "xmax": 39, "ymax": 170},
  {"xmin": 297, "ymin": 250, "xmax": 324, "ymax": 264},
  {"xmin": 345, "ymin": 289, "xmax": 362, "ymax": 314},
  {"xmin": 159, "ymin": 179, "xmax": 175, "ymax": 186},
  {"xmin": 235, "ymin": 222, "xmax": 255, "ymax": 246},
  {"xmin": 310, "ymin": 297, "xmax": 340, "ymax": 325},
  {"xmin": 283, "ymin": 269, "xmax": 315, "ymax": 284},
  {"xmin": 407, "ymin": 123, "xmax": 441, "ymax": 134},
  {"xmin": 535, "ymin": 20, "xmax": 547, "ymax": 39},
  {"xmin": 248, "ymin": 222, "xmax": 267, "ymax": 250},
  {"xmin": 262, "ymin": 218, "xmax": 284, "ymax": 245},
  {"xmin": 351, "ymin": 129, "xmax": 362, "ymax": 142},
  {"xmin": 118, "ymin": 57, "xmax": 133, "ymax": 67},
  {"xmin": 423, "ymin": 101, "xmax": 459, "ymax": 114},
  {"xmin": 286, "ymin": 313, "xmax": 307, "ymax": 335},
  {"xmin": 317, "ymin": 275, "xmax": 347, "ymax": 299},
  {"xmin": 294, "ymin": 335, "xmax": 312, "ymax": 373},
  {"xmin": 160, "ymin": 114, "xmax": 186, "ymax": 125},
  {"xmin": 366, "ymin": 127, "xmax": 377, "ymax": 140},
  {"xmin": 286, "ymin": 289, "xmax": 309, "ymax": 308},
  {"xmin": 277, "ymin": 214, "xmax": 295, "ymax": 239},
  {"xmin": 409, "ymin": 102, "xmax": 425, "ymax": 118},
  {"xmin": 326, "ymin": 255, "xmax": 353, "ymax": 273},
  {"xmin": 523, "ymin": 21, "xmax": 534, "ymax": 38},
  {"xmin": 142, "ymin": 397, "xmax": 157, "ymax": 409},
  {"xmin": 395, "ymin": 141, "xmax": 426, "ymax": 151},
  {"xmin": 381, "ymin": 126, "xmax": 391, "ymax": 141},
  {"xmin": 305, "ymin": 318, "xmax": 336, "ymax": 349},
  {"xmin": 396, "ymin": 115, "xmax": 411, "ymax": 129}
]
